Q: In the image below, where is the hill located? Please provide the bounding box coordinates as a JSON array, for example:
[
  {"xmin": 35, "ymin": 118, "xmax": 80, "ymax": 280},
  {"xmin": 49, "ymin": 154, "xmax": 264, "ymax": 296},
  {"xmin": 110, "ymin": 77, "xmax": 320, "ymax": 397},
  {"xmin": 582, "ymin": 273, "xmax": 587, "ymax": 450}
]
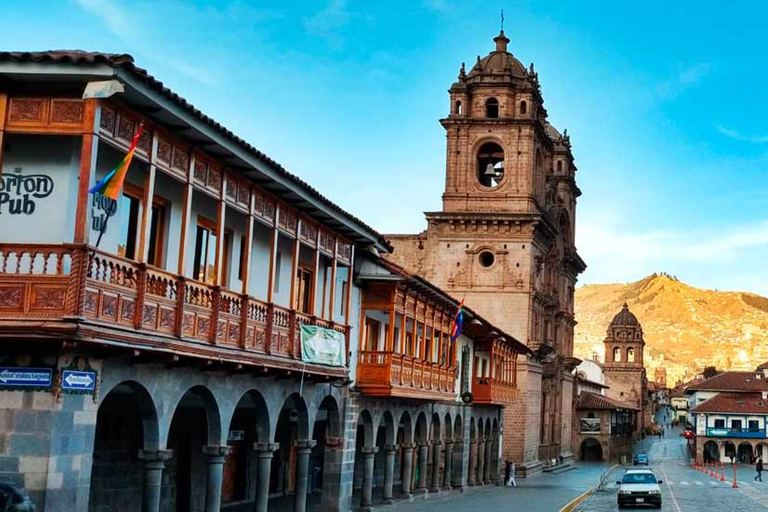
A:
[{"xmin": 574, "ymin": 273, "xmax": 768, "ymax": 386}]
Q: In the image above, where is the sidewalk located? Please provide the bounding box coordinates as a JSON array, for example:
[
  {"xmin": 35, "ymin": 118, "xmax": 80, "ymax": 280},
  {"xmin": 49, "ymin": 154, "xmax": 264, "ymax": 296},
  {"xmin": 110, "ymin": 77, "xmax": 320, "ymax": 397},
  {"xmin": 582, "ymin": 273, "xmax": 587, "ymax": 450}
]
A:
[{"xmin": 376, "ymin": 462, "xmax": 613, "ymax": 512}]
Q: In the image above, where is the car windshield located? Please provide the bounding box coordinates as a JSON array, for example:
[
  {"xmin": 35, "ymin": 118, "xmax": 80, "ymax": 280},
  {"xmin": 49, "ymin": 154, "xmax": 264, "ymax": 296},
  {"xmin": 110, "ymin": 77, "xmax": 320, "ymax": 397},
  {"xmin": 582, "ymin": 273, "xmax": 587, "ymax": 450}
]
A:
[
  {"xmin": 636, "ymin": 455, "xmax": 647, "ymax": 459},
  {"xmin": 623, "ymin": 473, "xmax": 657, "ymax": 484}
]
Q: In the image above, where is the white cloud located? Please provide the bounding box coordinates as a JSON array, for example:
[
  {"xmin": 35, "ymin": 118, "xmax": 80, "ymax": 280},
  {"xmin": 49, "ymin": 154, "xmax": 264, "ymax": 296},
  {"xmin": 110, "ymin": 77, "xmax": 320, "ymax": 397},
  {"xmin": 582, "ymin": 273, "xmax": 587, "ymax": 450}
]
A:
[
  {"xmin": 654, "ymin": 63, "xmax": 715, "ymax": 100},
  {"xmin": 717, "ymin": 126, "xmax": 768, "ymax": 144},
  {"xmin": 74, "ymin": 0, "xmax": 135, "ymax": 37},
  {"xmin": 303, "ymin": 0, "xmax": 355, "ymax": 49},
  {"xmin": 577, "ymin": 218, "xmax": 768, "ymax": 293}
]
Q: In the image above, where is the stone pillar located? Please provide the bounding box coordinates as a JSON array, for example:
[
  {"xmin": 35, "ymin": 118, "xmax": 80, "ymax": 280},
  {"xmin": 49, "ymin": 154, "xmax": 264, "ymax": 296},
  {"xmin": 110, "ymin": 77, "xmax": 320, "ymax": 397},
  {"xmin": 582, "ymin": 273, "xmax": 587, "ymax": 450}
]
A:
[
  {"xmin": 203, "ymin": 445, "xmax": 231, "ymax": 512},
  {"xmin": 138, "ymin": 449, "xmax": 173, "ymax": 512},
  {"xmin": 415, "ymin": 443, "xmax": 429, "ymax": 495},
  {"xmin": 401, "ymin": 443, "xmax": 415, "ymax": 498},
  {"xmin": 430, "ymin": 441, "xmax": 442, "ymax": 492},
  {"xmin": 321, "ymin": 436, "xmax": 346, "ymax": 512},
  {"xmin": 476, "ymin": 438, "xmax": 486, "ymax": 486},
  {"xmin": 294, "ymin": 440, "xmax": 317, "ymax": 512},
  {"xmin": 255, "ymin": 443, "xmax": 279, "ymax": 512},
  {"xmin": 468, "ymin": 440, "xmax": 477, "ymax": 486},
  {"xmin": 443, "ymin": 442, "xmax": 453, "ymax": 490},
  {"xmin": 360, "ymin": 446, "xmax": 378, "ymax": 511},
  {"xmin": 483, "ymin": 438, "xmax": 492, "ymax": 484},
  {"xmin": 383, "ymin": 445, "xmax": 398, "ymax": 504}
]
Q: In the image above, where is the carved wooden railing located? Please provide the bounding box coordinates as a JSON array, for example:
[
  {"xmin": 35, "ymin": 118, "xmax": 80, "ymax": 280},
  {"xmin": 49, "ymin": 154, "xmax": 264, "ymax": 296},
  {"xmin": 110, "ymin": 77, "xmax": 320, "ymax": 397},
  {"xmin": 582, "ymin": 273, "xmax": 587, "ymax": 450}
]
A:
[
  {"xmin": 472, "ymin": 377, "xmax": 516, "ymax": 405},
  {"xmin": 356, "ymin": 350, "xmax": 457, "ymax": 398},
  {"xmin": 0, "ymin": 244, "xmax": 349, "ymax": 370}
]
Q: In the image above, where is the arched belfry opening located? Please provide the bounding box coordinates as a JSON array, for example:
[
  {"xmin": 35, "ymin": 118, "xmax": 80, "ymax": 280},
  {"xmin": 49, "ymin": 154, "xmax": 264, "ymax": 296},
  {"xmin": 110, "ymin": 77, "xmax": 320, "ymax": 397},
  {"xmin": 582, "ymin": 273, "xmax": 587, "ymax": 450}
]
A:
[
  {"xmin": 485, "ymin": 97, "xmax": 499, "ymax": 118},
  {"xmin": 477, "ymin": 142, "xmax": 504, "ymax": 188}
]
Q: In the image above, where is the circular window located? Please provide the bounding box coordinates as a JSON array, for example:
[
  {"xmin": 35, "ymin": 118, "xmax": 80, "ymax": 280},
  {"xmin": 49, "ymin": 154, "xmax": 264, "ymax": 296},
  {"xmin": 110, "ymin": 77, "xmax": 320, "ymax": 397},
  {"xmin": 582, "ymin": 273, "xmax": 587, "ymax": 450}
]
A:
[{"xmin": 478, "ymin": 251, "xmax": 495, "ymax": 268}]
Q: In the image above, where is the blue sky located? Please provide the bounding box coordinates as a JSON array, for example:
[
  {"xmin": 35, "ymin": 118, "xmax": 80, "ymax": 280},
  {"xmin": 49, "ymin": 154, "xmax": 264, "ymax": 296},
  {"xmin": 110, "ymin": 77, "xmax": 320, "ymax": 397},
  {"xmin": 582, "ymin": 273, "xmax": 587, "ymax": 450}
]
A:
[{"xmin": 3, "ymin": 1, "xmax": 767, "ymax": 295}]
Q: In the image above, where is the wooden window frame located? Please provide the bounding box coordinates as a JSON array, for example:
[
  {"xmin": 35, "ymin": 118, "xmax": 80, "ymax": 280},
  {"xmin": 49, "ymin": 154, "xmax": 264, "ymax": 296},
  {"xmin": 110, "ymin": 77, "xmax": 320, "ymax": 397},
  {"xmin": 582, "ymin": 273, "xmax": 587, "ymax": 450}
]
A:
[
  {"xmin": 193, "ymin": 216, "xmax": 218, "ymax": 284},
  {"xmin": 294, "ymin": 263, "xmax": 315, "ymax": 314},
  {"xmin": 364, "ymin": 318, "xmax": 380, "ymax": 352},
  {"xmin": 116, "ymin": 182, "xmax": 144, "ymax": 261},
  {"xmin": 147, "ymin": 195, "xmax": 168, "ymax": 268}
]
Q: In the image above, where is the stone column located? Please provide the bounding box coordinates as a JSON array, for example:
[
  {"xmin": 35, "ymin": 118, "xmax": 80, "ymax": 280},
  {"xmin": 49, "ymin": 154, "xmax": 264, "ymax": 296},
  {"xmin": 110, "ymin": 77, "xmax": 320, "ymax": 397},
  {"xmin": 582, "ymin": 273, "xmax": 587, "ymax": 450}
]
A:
[
  {"xmin": 202, "ymin": 445, "xmax": 231, "ymax": 512},
  {"xmin": 138, "ymin": 449, "xmax": 173, "ymax": 512},
  {"xmin": 483, "ymin": 438, "xmax": 492, "ymax": 484},
  {"xmin": 468, "ymin": 440, "xmax": 477, "ymax": 486},
  {"xmin": 414, "ymin": 443, "xmax": 429, "ymax": 495},
  {"xmin": 476, "ymin": 438, "xmax": 485, "ymax": 486},
  {"xmin": 294, "ymin": 440, "xmax": 317, "ymax": 512},
  {"xmin": 383, "ymin": 445, "xmax": 398, "ymax": 504},
  {"xmin": 360, "ymin": 446, "xmax": 378, "ymax": 511},
  {"xmin": 430, "ymin": 441, "xmax": 442, "ymax": 492},
  {"xmin": 443, "ymin": 442, "xmax": 453, "ymax": 490},
  {"xmin": 401, "ymin": 443, "xmax": 415, "ymax": 498},
  {"xmin": 255, "ymin": 443, "xmax": 279, "ymax": 512}
]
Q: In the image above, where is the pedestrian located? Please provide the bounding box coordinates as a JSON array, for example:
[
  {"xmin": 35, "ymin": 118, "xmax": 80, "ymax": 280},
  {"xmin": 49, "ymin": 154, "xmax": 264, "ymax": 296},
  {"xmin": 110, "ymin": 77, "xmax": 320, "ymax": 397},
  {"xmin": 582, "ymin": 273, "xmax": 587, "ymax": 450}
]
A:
[
  {"xmin": 506, "ymin": 461, "xmax": 517, "ymax": 487},
  {"xmin": 756, "ymin": 458, "xmax": 764, "ymax": 482}
]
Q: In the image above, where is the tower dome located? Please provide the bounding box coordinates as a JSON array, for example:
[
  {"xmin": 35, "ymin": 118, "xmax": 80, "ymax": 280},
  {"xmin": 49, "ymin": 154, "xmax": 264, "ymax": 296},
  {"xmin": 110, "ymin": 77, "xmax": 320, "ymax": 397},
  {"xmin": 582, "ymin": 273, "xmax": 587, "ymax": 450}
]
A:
[
  {"xmin": 610, "ymin": 303, "xmax": 640, "ymax": 327},
  {"xmin": 466, "ymin": 30, "xmax": 529, "ymax": 82}
]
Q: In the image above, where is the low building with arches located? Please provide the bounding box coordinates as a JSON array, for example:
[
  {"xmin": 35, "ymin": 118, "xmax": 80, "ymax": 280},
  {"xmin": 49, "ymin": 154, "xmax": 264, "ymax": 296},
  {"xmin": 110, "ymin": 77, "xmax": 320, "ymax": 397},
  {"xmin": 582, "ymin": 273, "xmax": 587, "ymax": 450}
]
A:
[{"xmin": 572, "ymin": 392, "xmax": 638, "ymax": 463}]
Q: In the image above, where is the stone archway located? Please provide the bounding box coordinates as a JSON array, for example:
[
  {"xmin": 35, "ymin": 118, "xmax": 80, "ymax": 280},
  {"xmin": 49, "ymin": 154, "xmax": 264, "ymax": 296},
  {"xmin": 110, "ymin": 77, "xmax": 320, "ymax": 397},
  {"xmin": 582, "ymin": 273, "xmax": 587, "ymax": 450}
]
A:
[
  {"xmin": 414, "ymin": 412, "xmax": 429, "ymax": 494},
  {"xmin": 452, "ymin": 414, "xmax": 464, "ymax": 489},
  {"xmin": 756, "ymin": 442, "xmax": 768, "ymax": 460},
  {"xmin": 271, "ymin": 393, "xmax": 311, "ymax": 511},
  {"xmin": 313, "ymin": 395, "xmax": 342, "ymax": 512},
  {"xmin": 397, "ymin": 411, "xmax": 415, "ymax": 498},
  {"xmin": 703, "ymin": 440, "xmax": 719, "ymax": 463},
  {"xmin": 354, "ymin": 410, "xmax": 376, "ymax": 511},
  {"xmin": 580, "ymin": 438, "xmax": 603, "ymax": 461},
  {"xmin": 738, "ymin": 442, "xmax": 754, "ymax": 464},
  {"xmin": 166, "ymin": 385, "xmax": 222, "ymax": 512},
  {"xmin": 89, "ymin": 380, "xmax": 160, "ymax": 512}
]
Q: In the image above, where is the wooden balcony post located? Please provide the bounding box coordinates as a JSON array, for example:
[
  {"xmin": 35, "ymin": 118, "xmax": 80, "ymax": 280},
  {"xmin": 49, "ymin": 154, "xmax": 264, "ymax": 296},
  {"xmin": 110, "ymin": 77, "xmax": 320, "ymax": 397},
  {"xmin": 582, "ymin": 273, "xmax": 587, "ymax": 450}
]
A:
[
  {"xmin": 0, "ymin": 92, "xmax": 6, "ymax": 174},
  {"xmin": 327, "ymin": 236, "xmax": 338, "ymax": 321},
  {"xmin": 267, "ymin": 203, "xmax": 280, "ymax": 304},
  {"xmin": 239, "ymin": 191, "xmax": 255, "ymax": 347},
  {"xmin": 311, "ymin": 228, "xmax": 320, "ymax": 315},
  {"xmin": 343, "ymin": 245, "xmax": 355, "ymax": 327},
  {"xmin": 65, "ymin": 245, "xmax": 90, "ymax": 317},
  {"xmin": 386, "ymin": 306, "xmax": 396, "ymax": 352},
  {"xmin": 177, "ymin": 156, "xmax": 194, "ymax": 275},
  {"xmin": 175, "ymin": 275, "xmax": 186, "ymax": 337},
  {"xmin": 289, "ymin": 218, "xmax": 301, "ymax": 311},
  {"xmin": 74, "ymin": 99, "xmax": 98, "ymax": 244},
  {"xmin": 399, "ymin": 312, "xmax": 406, "ymax": 355},
  {"xmin": 214, "ymin": 175, "xmax": 227, "ymax": 286},
  {"xmin": 138, "ymin": 131, "xmax": 159, "ymax": 263}
]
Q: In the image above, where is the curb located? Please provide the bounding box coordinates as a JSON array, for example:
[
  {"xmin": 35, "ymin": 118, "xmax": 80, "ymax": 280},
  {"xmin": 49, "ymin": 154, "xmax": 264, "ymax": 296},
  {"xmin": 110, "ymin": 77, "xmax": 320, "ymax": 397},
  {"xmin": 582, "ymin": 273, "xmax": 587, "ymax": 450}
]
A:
[{"xmin": 559, "ymin": 464, "xmax": 619, "ymax": 512}]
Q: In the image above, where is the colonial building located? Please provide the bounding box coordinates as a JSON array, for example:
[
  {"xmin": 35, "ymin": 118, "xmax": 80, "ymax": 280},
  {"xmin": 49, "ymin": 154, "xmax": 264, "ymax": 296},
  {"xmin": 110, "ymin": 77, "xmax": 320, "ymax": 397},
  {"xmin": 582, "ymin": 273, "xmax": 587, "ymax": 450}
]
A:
[
  {"xmin": 384, "ymin": 30, "xmax": 586, "ymax": 474},
  {"xmin": 687, "ymin": 367, "xmax": 768, "ymax": 464},
  {"xmin": 573, "ymin": 392, "xmax": 637, "ymax": 463},
  {"xmin": 0, "ymin": 51, "xmax": 528, "ymax": 512},
  {"xmin": 602, "ymin": 304, "xmax": 649, "ymax": 433}
]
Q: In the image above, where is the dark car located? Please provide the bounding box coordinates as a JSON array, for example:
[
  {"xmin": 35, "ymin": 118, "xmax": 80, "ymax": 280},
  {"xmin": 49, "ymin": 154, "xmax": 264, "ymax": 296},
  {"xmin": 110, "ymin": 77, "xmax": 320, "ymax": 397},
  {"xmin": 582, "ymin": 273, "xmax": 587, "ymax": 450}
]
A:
[
  {"xmin": 0, "ymin": 482, "xmax": 35, "ymax": 511},
  {"xmin": 633, "ymin": 453, "xmax": 649, "ymax": 466},
  {"xmin": 617, "ymin": 469, "xmax": 662, "ymax": 509}
]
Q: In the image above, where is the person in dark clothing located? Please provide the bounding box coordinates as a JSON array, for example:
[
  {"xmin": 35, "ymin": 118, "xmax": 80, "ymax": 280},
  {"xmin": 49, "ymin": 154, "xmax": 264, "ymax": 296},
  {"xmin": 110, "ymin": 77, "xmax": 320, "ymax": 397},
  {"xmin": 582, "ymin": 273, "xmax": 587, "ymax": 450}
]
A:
[{"xmin": 756, "ymin": 458, "xmax": 763, "ymax": 482}]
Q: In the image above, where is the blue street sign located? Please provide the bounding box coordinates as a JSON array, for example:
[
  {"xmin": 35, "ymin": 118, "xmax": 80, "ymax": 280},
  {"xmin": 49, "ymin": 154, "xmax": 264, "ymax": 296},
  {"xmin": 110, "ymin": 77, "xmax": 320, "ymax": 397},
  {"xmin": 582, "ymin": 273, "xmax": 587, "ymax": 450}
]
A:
[
  {"xmin": 0, "ymin": 367, "xmax": 52, "ymax": 388},
  {"xmin": 61, "ymin": 370, "xmax": 97, "ymax": 391}
]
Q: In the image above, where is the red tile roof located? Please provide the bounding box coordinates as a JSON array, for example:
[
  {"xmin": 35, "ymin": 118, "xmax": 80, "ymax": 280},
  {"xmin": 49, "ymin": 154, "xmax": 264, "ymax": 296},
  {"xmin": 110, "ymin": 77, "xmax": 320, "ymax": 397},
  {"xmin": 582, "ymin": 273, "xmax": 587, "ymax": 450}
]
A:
[
  {"xmin": 690, "ymin": 393, "xmax": 768, "ymax": 414},
  {"xmin": 685, "ymin": 371, "xmax": 768, "ymax": 393},
  {"xmin": 0, "ymin": 51, "xmax": 392, "ymax": 252},
  {"xmin": 757, "ymin": 361, "xmax": 768, "ymax": 370},
  {"xmin": 575, "ymin": 391, "xmax": 640, "ymax": 411}
]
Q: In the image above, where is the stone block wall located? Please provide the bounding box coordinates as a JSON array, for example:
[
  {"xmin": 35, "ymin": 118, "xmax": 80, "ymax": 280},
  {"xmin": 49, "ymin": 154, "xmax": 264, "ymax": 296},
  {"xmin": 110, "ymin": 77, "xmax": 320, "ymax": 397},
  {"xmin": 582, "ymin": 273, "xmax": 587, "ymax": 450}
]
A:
[{"xmin": 502, "ymin": 358, "xmax": 542, "ymax": 474}]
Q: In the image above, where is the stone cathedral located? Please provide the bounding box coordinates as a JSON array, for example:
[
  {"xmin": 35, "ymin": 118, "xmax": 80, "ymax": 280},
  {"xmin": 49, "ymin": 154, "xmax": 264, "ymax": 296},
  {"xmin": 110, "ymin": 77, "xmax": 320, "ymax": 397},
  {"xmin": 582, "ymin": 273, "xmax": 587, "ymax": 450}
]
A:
[{"xmin": 386, "ymin": 30, "xmax": 586, "ymax": 474}]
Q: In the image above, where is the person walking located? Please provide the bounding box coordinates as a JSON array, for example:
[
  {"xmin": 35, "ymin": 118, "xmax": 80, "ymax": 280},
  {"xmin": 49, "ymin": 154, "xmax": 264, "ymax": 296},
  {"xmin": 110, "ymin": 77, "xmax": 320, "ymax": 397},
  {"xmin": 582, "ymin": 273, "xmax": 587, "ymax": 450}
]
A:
[
  {"xmin": 506, "ymin": 461, "xmax": 517, "ymax": 487},
  {"xmin": 756, "ymin": 458, "xmax": 764, "ymax": 482}
]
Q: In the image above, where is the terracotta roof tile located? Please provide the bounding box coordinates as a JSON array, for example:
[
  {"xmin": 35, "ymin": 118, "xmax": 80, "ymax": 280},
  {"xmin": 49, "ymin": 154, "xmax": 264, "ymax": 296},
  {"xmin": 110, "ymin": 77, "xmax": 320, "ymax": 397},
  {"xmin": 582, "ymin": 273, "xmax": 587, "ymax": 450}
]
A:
[
  {"xmin": 575, "ymin": 391, "xmax": 640, "ymax": 411},
  {"xmin": 690, "ymin": 393, "xmax": 768, "ymax": 414},
  {"xmin": 0, "ymin": 51, "xmax": 392, "ymax": 252},
  {"xmin": 686, "ymin": 371, "xmax": 768, "ymax": 393}
]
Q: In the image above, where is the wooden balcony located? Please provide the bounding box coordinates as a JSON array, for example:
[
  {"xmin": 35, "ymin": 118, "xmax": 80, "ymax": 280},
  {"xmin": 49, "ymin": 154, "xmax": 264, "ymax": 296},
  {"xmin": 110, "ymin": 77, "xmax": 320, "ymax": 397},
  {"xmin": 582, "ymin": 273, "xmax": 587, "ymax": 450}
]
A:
[
  {"xmin": 472, "ymin": 377, "xmax": 516, "ymax": 405},
  {"xmin": 356, "ymin": 351, "xmax": 457, "ymax": 400},
  {"xmin": 0, "ymin": 244, "xmax": 348, "ymax": 376}
]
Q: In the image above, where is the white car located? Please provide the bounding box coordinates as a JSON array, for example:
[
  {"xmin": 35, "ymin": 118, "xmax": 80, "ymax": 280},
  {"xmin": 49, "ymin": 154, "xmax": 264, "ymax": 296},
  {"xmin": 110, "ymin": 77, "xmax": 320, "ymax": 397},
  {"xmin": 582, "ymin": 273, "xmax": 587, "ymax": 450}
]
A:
[{"xmin": 616, "ymin": 468, "xmax": 662, "ymax": 509}]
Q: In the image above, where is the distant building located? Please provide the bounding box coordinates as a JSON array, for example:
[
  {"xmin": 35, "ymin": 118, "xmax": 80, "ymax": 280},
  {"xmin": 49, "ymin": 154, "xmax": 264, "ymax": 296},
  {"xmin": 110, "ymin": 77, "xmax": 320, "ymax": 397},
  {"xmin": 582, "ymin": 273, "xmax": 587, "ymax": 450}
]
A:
[
  {"xmin": 572, "ymin": 392, "xmax": 638, "ymax": 462},
  {"xmin": 655, "ymin": 367, "xmax": 667, "ymax": 387}
]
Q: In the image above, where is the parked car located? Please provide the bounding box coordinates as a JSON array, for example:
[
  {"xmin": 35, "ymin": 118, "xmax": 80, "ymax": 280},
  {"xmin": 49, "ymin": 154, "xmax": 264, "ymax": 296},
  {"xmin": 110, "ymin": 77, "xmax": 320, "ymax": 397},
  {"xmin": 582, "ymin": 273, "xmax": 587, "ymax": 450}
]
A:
[
  {"xmin": 633, "ymin": 453, "xmax": 649, "ymax": 466},
  {"xmin": 617, "ymin": 468, "xmax": 662, "ymax": 509},
  {"xmin": 0, "ymin": 482, "xmax": 35, "ymax": 511}
]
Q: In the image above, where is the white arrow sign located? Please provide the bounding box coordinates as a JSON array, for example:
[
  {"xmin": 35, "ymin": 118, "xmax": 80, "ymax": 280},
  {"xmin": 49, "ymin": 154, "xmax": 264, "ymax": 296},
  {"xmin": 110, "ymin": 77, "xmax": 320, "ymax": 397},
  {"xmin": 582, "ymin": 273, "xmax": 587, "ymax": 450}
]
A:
[
  {"xmin": 64, "ymin": 373, "xmax": 94, "ymax": 387},
  {"xmin": 0, "ymin": 368, "xmax": 52, "ymax": 385}
]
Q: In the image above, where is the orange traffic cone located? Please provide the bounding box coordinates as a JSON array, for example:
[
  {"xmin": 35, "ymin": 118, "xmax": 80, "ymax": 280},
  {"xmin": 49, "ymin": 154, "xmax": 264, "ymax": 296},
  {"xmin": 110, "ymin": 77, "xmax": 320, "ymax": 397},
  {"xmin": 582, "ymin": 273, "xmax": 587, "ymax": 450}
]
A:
[
  {"xmin": 719, "ymin": 462, "xmax": 726, "ymax": 482},
  {"xmin": 732, "ymin": 463, "xmax": 739, "ymax": 489}
]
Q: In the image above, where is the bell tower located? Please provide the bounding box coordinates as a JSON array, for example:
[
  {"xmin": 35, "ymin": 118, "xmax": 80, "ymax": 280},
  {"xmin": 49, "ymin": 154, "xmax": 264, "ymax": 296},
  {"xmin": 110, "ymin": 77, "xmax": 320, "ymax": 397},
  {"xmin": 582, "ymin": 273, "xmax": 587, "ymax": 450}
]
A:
[
  {"xmin": 603, "ymin": 303, "xmax": 647, "ymax": 426},
  {"xmin": 384, "ymin": 30, "xmax": 587, "ymax": 473}
]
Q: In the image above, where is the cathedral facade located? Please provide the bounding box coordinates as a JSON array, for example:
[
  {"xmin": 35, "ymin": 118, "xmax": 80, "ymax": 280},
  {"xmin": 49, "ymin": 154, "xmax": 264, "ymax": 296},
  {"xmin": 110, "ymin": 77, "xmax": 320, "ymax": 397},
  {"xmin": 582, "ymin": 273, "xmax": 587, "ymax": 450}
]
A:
[{"xmin": 385, "ymin": 31, "xmax": 586, "ymax": 473}]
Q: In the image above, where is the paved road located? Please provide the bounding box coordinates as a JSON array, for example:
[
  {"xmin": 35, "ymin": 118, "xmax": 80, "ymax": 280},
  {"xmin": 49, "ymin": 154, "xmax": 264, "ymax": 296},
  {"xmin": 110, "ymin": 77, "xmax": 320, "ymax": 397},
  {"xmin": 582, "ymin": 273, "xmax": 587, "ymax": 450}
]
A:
[
  {"xmin": 381, "ymin": 461, "xmax": 612, "ymax": 512},
  {"xmin": 575, "ymin": 427, "xmax": 768, "ymax": 511}
]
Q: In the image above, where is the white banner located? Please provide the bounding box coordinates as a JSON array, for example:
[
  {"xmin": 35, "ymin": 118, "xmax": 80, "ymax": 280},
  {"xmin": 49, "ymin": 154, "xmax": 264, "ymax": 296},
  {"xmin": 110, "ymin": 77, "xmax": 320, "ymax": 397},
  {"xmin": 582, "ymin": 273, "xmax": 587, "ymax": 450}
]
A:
[{"xmin": 300, "ymin": 325, "xmax": 345, "ymax": 367}]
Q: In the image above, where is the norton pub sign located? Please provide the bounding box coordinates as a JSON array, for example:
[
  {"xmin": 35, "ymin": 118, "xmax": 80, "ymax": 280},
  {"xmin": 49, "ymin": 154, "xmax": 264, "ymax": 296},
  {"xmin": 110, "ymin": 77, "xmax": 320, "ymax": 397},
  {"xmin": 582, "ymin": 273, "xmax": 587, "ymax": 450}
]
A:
[{"xmin": 0, "ymin": 172, "xmax": 54, "ymax": 215}]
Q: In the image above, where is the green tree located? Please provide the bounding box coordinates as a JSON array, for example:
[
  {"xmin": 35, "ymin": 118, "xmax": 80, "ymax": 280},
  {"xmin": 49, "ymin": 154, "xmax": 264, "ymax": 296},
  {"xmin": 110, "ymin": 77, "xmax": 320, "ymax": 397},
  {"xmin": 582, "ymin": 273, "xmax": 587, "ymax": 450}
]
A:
[{"xmin": 702, "ymin": 366, "xmax": 720, "ymax": 379}]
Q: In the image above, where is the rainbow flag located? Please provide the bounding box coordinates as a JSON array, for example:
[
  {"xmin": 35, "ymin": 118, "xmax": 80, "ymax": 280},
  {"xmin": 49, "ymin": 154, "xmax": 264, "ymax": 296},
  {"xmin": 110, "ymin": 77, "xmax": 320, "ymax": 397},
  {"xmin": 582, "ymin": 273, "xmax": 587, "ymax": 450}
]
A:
[
  {"xmin": 89, "ymin": 124, "xmax": 143, "ymax": 200},
  {"xmin": 450, "ymin": 298, "xmax": 465, "ymax": 342}
]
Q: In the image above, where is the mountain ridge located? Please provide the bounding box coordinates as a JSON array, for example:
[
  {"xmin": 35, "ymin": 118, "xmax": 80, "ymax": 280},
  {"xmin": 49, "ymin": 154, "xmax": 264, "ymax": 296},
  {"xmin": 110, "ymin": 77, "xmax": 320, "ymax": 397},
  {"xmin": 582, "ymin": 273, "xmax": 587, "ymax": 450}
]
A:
[{"xmin": 574, "ymin": 273, "xmax": 768, "ymax": 386}]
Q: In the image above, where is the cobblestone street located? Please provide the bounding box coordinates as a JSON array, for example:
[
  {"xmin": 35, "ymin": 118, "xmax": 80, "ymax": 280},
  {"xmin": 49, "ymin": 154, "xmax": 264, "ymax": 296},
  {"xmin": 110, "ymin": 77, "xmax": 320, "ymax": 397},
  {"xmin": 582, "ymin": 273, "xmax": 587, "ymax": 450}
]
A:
[{"xmin": 575, "ymin": 428, "xmax": 768, "ymax": 511}]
